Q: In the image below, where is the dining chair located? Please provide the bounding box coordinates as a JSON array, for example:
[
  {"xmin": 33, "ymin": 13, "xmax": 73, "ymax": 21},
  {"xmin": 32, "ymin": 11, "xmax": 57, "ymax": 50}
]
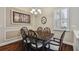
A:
[
  {"xmin": 43, "ymin": 27, "xmax": 51, "ymax": 37},
  {"xmin": 20, "ymin": 27, "xmax": 27, "ymax": 50},
  {"xmin": 20, "ymin": 27, "xmax": 26, "ymax": 39},
  {"xmin": 37, "ymin": 27, "xmax": 43, "ymax": 32},
  {"xmin": 21, "ymin": 27, "xmax": 28, "ymax": 35},
  {"xmin": 20, "ymin": 27, "xmax": 30, "ymax": 50},
  {"xmin": 37, "ymin": 27, "xmax": 43, "ymax": 35},
  {"xmin": 45, "ymin": 31, "xmax": 66, "ymax": 51},
  {"xmin": 28, "ymin": 30, "xmax": 43, "ymax": 51},
  {"xmin": 44, "ymin": 27, "xmax": 51, "ymax": 32}
]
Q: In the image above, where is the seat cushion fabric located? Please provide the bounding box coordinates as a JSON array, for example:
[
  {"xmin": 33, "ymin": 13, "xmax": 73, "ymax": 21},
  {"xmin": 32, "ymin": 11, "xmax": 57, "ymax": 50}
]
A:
[
  {"xmin": 31, "ymin": 42, "xmax": 43, "ymax": 48},
  {"xmin": 46, "ymin": 41, "xmax": 59, "ymax": 50}
]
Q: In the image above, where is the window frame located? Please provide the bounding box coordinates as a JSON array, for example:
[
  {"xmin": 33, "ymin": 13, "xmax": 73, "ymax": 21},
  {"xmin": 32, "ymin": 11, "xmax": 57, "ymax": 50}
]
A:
[{"xmin": 53, "ymin": 8, "xmax": 70, "ymax": 31}]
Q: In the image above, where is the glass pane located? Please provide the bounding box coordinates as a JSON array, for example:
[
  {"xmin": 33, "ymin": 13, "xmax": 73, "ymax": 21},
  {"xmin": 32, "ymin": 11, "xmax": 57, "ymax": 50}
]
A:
[
  {"xmin": 61, "ymin": 19, "xmax": 68, "ymax": 28},
  {"xmin": 61, "ymin": 8, "xmax": 68, "ymax": 19},
  {"xmin": 54, "ymin": 8, "xmax": 69, "ymax": 31}
]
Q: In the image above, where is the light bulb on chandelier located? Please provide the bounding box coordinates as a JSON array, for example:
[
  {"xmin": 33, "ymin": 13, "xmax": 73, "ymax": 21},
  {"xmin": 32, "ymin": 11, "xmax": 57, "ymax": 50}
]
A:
[{"xmin": 30, "ymin": 8, "xmax": 42, "ymax": 15}]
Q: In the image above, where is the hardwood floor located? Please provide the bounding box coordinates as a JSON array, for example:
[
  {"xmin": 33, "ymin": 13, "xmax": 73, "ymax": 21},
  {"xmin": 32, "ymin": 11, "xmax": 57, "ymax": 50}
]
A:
[
  {"xmin": 0, "ymin": 40, "xmax": 73, "ymax": 51},
  {"xmin": 62, "ymin": 43, "xmax": 73, "ymax": 51},
  {"xmin": 0, "ymin": 40, "xmax": 23, "ymax": 51}
]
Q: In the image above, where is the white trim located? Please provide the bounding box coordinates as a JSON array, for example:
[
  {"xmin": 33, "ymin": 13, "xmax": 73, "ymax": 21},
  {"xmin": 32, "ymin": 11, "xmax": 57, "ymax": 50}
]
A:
[
  {"xmin": 53, "ymin": 28, "xmax": 70, "ymax": 31},
  {"xmin": 6, "ymin": 27, "xmax": 21, "ymax": 31},
  {"xmin": 0, "ymin": 26, "xmax": 3, "ymax": 40},
  {"xmin": 53, "ymin": 8, "xmax": 70, "ymax": 31},
  {"xmin": 4, "ymin": 8, "xmax": 7, "ymax": 40},
  {"xmin": 0, "ymin": 36, "xmax": 22, "ymax": 47}
]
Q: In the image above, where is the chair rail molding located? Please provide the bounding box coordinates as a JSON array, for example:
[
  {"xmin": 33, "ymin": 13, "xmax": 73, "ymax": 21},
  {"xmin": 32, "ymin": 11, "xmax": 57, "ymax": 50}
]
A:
[{"xmin": 6, "ymin": 27, "xmax": 21, "ymax": 32}]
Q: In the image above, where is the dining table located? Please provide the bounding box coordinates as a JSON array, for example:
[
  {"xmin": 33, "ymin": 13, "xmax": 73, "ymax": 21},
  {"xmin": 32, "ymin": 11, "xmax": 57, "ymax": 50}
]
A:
[
  {"xmin": 25, "ymin": 30, "xmax": 54, "ymax": 50},
  {"xmin": 35, "ymin": 31, "xmax": 54, "ymax": 50}
]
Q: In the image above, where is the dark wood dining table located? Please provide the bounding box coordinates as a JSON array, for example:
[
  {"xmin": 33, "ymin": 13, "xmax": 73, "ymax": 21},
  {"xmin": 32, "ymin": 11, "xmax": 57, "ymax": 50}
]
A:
[
  {"xmin": 35, "ymin": 31, "xmax": 54, "ymax": 40},
  {"xmin": 35, "ymin": 31, "xmax": 54, "ymax": 50},
  {"xmin": 26, "ymin": 30, "xmax": 54, "ymax": 50}
]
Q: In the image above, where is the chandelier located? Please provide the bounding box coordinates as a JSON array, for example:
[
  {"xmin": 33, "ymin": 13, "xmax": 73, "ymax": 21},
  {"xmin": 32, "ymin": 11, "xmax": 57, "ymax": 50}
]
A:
[{"xmin": 30, "ymin": 8, "xmax": 42, "ymax": 15}]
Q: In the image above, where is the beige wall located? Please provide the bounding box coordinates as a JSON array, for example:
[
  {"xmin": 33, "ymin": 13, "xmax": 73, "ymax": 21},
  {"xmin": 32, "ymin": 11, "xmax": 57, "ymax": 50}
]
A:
[
  {"xmin": 35, "ymin": 7, "xmax": 54, "ymax": 30},
  {"xmin": 34, "ymin": 7, "xmax": 73, "ymax": 45},
  {"xmin": 70, "ymin": 7, "xmax": 79, "ymax": 30},
  {"xmin": 6, "ymin": 7, "xmax": 36, "ymax": 30},
  {"xmin": 0, "ymin": 7, "xmax": 6, "ymax": 41},
  {"xmin": 6, "ymin": 7, "xmax": 36, "ymax": 39},
  {"xmin": 35, "ymin": 7, "xmax": 79, "ymax": 45}
]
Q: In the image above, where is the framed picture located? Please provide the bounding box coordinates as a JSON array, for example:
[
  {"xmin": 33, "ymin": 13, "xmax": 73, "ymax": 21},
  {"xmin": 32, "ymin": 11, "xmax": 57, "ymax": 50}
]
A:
[
  {"xmin": 13, "ymin": 11, "xmax": 30, "ymax": 23},
  {"xmin": 41, "ymin": 16, "xmax": 47, "ymax": 24}
]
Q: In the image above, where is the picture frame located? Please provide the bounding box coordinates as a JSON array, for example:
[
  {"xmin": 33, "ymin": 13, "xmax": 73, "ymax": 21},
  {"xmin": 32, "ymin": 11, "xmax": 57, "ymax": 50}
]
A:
[
  {"xmin": 41, "ymin": 16, "xmax": 47, "ymax": 24},
  {"xmin": 13, "ymin": 11, "xmax": 30, "ymax": 23}
]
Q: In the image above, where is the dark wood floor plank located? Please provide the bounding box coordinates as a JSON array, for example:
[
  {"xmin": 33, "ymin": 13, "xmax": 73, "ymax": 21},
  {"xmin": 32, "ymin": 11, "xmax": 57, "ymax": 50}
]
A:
[
  {"xmin": 62, "ymin": 43, "xmax": 73, "ymax": 51},
  {"xmin": 0, "ymin": 40, "xmax": 73, "ymax": 51}
]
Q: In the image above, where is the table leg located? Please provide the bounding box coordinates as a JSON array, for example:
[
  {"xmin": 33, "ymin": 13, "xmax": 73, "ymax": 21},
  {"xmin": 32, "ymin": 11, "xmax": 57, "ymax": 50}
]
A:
[{"xmin": 42, "ymin": 40, "xmax": 45, "ymax": 51}]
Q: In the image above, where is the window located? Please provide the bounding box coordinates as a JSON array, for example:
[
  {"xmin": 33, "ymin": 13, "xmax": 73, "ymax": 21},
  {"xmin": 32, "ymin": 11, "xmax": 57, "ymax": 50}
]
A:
[{"xmin": 54, "ymin": 8, "xmax": 69, "ymax": 31}]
